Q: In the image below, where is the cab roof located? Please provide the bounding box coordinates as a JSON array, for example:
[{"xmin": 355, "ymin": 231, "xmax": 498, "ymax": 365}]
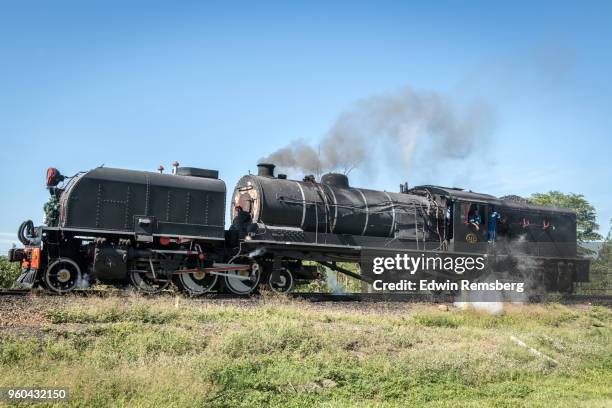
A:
[{"xmin": 409, "ymin": 185, "xmax": 575, "ymax": 215}]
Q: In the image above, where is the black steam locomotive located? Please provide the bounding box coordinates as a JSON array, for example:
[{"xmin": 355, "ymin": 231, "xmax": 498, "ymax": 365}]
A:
[{"xmin": 9, "ymin": 162, "xmax": 589, "ymax": 294}]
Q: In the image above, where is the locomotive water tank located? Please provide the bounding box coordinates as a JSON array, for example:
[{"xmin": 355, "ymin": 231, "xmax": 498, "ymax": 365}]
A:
[{"xmin": 56, "ymin": 167, "xmax": 226, "ymax": 240}]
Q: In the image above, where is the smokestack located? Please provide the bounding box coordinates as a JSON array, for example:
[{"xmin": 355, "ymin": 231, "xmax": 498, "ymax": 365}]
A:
[{"xmin": 257, "ymin": 163, "xmax": 276, "ymax": 177}]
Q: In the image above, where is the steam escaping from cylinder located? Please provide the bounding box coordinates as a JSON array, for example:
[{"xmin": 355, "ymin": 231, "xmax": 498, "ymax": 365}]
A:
[
  {"xmin": 323, "ymin": 268, "xmax": 344, "ymax": 294},
  {"xmin": 76, "ymin": 273, "xmax": 91, "ymax": 289},
  {"xmin": 262, "ymin": 85, "xmax": 495, "ymax": 176}
]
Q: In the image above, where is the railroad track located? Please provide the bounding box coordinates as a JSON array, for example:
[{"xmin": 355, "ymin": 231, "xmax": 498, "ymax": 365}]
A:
[
  {"xmin": 291, "ymin": 293, "xmax": 612, "ymax": 304},
  {"xmin": 1, "ymin": 288, "xmax": 611, "ymax": 304}
]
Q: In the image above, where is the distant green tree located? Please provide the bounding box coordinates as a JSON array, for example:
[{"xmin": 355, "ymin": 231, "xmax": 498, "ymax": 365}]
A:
[
  {"xmin": 578, "ymin": 222, "xmax": 612, "ymax": 294},
  {"xmin": 529, "ymin": 191, "xmax": 602, "ymax": 242}
]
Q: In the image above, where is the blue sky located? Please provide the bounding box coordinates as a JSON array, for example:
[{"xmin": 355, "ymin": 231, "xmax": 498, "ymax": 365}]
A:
[{"xmin": 1, "ymin": 1, "xmax": 611, "ymax": 253}]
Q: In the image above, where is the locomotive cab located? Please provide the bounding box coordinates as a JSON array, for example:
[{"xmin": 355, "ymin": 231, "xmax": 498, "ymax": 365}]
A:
[{"xmin": 453, "ymin": 200, "xmax": 490, "ymax": 253}]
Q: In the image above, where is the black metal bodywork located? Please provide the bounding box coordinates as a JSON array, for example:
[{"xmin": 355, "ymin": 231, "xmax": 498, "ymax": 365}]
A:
[
  {"xmin": 408, "ymin": 185, "xmax": 578, "ymax": 257},
  {"xmin": 231, "ymin": 167, "xmax": 589, "ymax": 293},
  {"xmin": 16, "ymin": 166, "xmax": 229, "ymax": 288},
  {"xmin": 57, "ymin": 167, "xmax": 226, "ymax": 240},
  {"xmin": 11, "ymin": 162, "xmax": 590, "ymax": 294},
  {"xmin": 232, "ymin": 171, "xmax": 436, "ymax": 241}
]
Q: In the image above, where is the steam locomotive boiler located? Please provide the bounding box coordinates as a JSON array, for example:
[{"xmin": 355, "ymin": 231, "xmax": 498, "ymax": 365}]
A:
[{"xmin": 232, "ymin": 163, "xmax": 436, "ymax": 242}]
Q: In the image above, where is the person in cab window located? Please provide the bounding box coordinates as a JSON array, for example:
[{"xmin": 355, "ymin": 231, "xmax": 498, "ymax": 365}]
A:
[
  {"xmin": 487, "ymin": 207, "xmax": 501, "ymax": 242},
  {"xmin": 468, "ymin": 208, "xmax": 481, "ymax": 231}
]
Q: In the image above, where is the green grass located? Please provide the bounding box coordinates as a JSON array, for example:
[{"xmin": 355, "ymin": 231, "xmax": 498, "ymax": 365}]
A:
[
  {"xmin": 0, "ymin": 297, "xmax": 610, "ymax": 407},
  {"xmin": 0, "ymin": 256, "xmax": 20, "ymax": 289}
]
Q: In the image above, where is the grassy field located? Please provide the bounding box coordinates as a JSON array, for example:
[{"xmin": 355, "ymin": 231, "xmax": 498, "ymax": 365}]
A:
[{"xmin": 0, "ymin": 295, "xmax": 610, "ymax": 407}]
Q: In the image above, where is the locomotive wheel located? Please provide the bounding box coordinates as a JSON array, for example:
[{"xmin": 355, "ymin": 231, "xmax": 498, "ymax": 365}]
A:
[
  {"xmin": 557, "ymin": 267, "xmax": 575, "ymax": 294},
  {"xmin": 224, "ymin": 259, "xmax": 261, "ymax": 295},
  {"xmin": 174, "ymin": 270, "xmax": 218, "ymax": 296},
  {"xmin": 559, "ymin": 281, "xmax": 575, "ymax": 294},
  {"xmin": 44, "ymin": 258, "xmax": 82, "ymax": 294},
  {"xmin": 129, "ymin": 257, "xmax": 171, "ymax": 294},
  {"xmin": 267, "ymin": 268, "xmax": 294, "ymax": 294}
]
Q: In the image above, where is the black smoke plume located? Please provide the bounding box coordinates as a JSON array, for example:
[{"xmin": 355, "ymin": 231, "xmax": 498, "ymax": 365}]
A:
[{"xmin": 261, "ymin": 86, "xmax": 494, "ymax": 177}]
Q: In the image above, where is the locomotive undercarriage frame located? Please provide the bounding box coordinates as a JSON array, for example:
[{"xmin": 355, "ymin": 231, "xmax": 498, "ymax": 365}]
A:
[
  {"xmin": 15, "ymin": 226, "xmax": 260, "ymax": 295},
  {"xmin": 243, "ymin": 239, "xmax": 589, "ymax": 294}
]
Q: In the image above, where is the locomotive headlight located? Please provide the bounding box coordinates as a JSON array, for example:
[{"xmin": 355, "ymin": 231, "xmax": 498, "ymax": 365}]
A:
[{"xmin": 46, "ymin": 167, "xmax": 65, "ymax": 187}]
